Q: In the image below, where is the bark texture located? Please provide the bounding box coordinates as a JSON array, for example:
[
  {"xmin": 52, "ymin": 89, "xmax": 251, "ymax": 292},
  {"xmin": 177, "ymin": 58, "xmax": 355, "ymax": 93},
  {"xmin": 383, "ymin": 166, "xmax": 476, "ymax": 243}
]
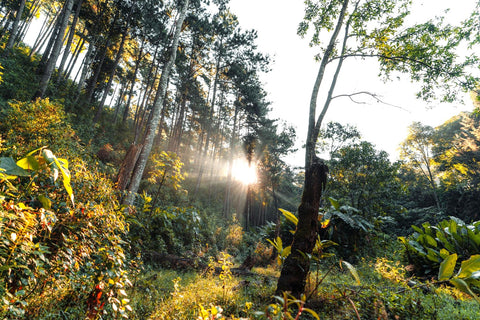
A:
[
  {"xmin": 4, "ymin": 0, "xmax": 26, "ymax": 52},
  {"xmin": 276, "ymin": 157, "xmax": 328, "ymax": 297},
  {"xmin": 122, "ymin": 0, "xmax": 190, "ymax": 205},
  {"xmin": 33, "ymin": 0, "xmax": 74, "ymax": 99}
]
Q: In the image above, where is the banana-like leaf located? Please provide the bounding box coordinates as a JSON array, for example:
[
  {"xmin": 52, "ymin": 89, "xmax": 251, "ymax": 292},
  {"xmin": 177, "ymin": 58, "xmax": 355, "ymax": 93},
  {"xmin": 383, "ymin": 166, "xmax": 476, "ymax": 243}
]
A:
[
  {"xmin": 438, "ymin": 253, "xmax": 457, "ymax": 281},
  {"xmin": 279, "ymin": 208, "xmax": 298, "ymax": 226},
  {"xmin": 342, "ymin": 260, "xmax": 361, "ymax": 285},
  {"xmin": 42, "ymin": 149, "xmax": 74, "ymax": 205},
  {"xmin": 0, "ymin": 157, "xmax": 30, "ymax": 176},
  {"xmin": 450, "ymin": 278, "xmax": 480, "ymax": 304},
  {"xmin": 457, "ymin": 255, "xmax": 480, "ymax": 279},
  {"xmin": 16, "ymin": 155, "xmax": 40, "ymax": 171},
  {"xmin": 328, "ymin": 197, "xmax": 340, "ymax": 210}
]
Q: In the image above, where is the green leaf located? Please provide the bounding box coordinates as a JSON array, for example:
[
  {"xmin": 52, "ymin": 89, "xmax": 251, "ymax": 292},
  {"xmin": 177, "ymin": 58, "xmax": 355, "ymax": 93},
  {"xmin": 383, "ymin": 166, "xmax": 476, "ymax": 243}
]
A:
[
  {"xmin": 41, "ymin": 149, "xmax": 74, "ymax": 205},
  {"xmin": 38, "ymin": 195, "xmax": 52, "ymax": 210},
  {"xmin": 279, "ymin": 208, "xmax": 298, "ymax": 226},
  {"xmin": 424, "ymin": 234, "xmax": 438, "ymax": 248},
  {"xmin": 54, "ymin": 157, "xmax": 74, "ymax": 205},
  {"xmin": 16, "ymin": 156, "xmax": 40, "ymax": 171},
  {"xmin": 328, "ymin": 197, "xmax": 340, "ymax": 210},
  {"xmin": 439, "ymin": 248, "xmax": 450, "ymax": 259},
  {"xmin": 450, "ymin": 278, "xmax": 480, "ymax": 304},
  {"xmin": 282, "ymin": 246, "xmax": 291, "ymax": 258},
  {"xmin": 0, "ymin": 157, "xmax": 30, "ymax": 176},
  {"xmin": 301, "ymin": 308, "xmax": 320, "ymax": 320},
  {"xmin": 412, "ymin": 225, "xmax": 424, "ymax": 234},
  {"xmin": 342, "ymin": 260, "xmax": 361, "ymax": 285},
  {"xmin": 457, "ymin": 255, "xmax": 480, "ymax": 279},
  {"xmin": 438, "ymin": 253, "xmax": 457, "ymax": 281}
]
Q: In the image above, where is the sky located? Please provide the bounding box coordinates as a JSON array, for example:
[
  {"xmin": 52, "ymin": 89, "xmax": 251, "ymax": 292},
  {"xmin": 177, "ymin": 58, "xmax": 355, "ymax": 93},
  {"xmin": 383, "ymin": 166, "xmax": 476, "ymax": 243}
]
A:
[{"xmin": 228, "ymin": 0, "xmax": 478, "ymax": 167}]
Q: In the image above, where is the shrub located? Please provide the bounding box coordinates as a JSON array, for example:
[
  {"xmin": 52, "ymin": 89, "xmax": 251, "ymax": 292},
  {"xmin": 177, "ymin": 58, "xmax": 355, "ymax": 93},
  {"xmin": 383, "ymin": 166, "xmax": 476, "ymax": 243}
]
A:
[
  {"xmin": 400, "ymin": 217, "xmax": 480, "ymax": 277},
  {"xmin": 0, "ymin": 97, "xmax": 134, "ymax": 318}
]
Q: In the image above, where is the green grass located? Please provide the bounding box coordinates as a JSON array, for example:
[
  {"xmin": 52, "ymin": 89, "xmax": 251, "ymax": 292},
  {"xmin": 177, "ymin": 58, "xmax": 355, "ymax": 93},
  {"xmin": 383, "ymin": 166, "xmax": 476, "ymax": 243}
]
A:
[{"xmin": 124, "ymin": 255, "xmax": 480, "ymax": 320}]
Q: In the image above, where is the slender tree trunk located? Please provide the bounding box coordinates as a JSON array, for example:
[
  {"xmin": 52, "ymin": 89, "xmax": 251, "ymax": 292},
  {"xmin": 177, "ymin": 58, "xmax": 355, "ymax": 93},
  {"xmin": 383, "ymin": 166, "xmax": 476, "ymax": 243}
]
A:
[
  {"xmin": 122, "ymin": 0, "xmax": 189, "ymax": 205},
  {"xmin": 0, "ymin": 11, "xmax": 12, "ymax": 40},
  {"xmin": 16, "ymin": 0, "xmax": 41, "ymax": 42},
  {"xmin": 4, "ymin": 0, "xmax": 26, "ymax": 53},
  {"xmin": 114, "ymin": 81, "xmax": 127, "ymax": 122},
  {"xmin": 122, "ymin": 40, "xmax": 144, "ymax": 125},
  {"xmin": 37, "ymin": 6, "xmax": 64, "ymax": 70},
  {"xmin": 223, "ymin": 99, "xmax": 239, "ymax": 218},
  {"xmin": 194, "ymin": 44, "xmax": 222, "ymax": 196},
  {"xmin": 75, "ymin": 39, "xmax": 95, "ymax": 92},
  {"xmin": 29, "ymin": 10, "xmax": 57, "ymax": 57},
  {"xmin": 304, "ymin": 0, "xmax": 349, "ymax": 169},
  {"xmin": 58, "ymin": 0, "xmax": 84, "ymax": 79},
  {"xmin": 65, "ymin": 33, "xmax": 85, "ymax": 80},
  {"xmin": 33, "ymin": 0, "xmax": 74, "ymax": 99},
  {"xmin": 276, "ymin": 0, "xmax": 349, "ymax": 297},
  {"xmin": 94, "ymin": 29, "xmax": 127, "ymax": 122}
]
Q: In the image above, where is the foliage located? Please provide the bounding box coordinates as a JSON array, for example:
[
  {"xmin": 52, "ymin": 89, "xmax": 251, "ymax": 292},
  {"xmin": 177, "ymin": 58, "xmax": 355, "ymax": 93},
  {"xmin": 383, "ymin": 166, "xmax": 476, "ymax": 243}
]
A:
[
  {"xmin": 129, "ymin": 194, "xmax": 221, "ymax": 261},
  {"xmin": 400, "ymin": 217, "xmax": 480, "ymax": 278},
  {"xmin": 143, "ymin": 150, "xmax": 187, "ymax": 206},
  {"xmin": 438, "ymin": 253, "xmax": 480, "ymax": 303},
  {"xmin": 0, "ymin": 98, "xmax": 77, "ymax": 158},
  {"xmin": 319, "ymin": 198, "xmax": 375, "ymax": 260},
  {"xmin": 0, "ymin": 147, "xmax": 132, "ymax": 318},
  {"xmin": 0, "ymin": 97, "xmax": 133, "ymax": 318},
  {"xmin": 399, "ymin": 122, "xmax": 441, "ymax": 209},
  {"xmin": 0, "ymin": 44, "xmax": 38, "ymax": 101},
  {"xmin": 327, "ymin": 141, "xmax": 404, "ymax": 222}
]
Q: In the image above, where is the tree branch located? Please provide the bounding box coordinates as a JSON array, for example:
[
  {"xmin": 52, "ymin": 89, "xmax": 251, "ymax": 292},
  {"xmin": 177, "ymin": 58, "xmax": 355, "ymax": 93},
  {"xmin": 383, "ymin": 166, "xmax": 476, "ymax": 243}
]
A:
[{"xmin": 332, "ymin": 91, "xmax": 409, "ymax": 111}]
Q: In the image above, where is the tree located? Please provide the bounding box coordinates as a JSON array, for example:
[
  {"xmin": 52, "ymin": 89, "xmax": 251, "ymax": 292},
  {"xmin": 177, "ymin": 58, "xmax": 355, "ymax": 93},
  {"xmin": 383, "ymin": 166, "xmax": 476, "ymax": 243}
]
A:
[
  {"xmin": 277, "ymin": 0, "xmax": 479, "ymax": 296},
  {"xmin": 122, "ymin": 0, "xmax": 190, "ymax": 205},
  {"xmin": 328, "ymin": 141, "xmax": 402, "ymax": 219},
  {"xmin": 400, "ymin": 122, "xmax": 441, "ymax": 210},
  {"xmin": 3, "ymin": 0, "xmax": 26, "ymax": 53},
  {"xmin": 33, "ymin": 0, "xmax": 74, "ymax": 99},
  {"xmin": 434, "ymin": 112, "xmax": 480, "ymax": 220}
]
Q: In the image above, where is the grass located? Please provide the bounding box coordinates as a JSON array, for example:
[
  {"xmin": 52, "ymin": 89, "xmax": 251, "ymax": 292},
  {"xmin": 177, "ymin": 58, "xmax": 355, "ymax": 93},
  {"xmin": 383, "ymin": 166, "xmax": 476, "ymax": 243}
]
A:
[{"xmin": 124, "ymin": 254, "xmax": 480, "ymax": 320}]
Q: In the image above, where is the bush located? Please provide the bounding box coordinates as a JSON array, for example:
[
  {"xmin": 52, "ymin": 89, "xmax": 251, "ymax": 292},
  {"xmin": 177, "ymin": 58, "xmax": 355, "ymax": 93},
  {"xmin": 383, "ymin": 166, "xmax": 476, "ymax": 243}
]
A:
[
  {"xmin": 0, "ymin": 98, "xmax": 134, "ymax": 318},
  {"xmin": 400, "ymin": 217, "xmax": 480, "ymax": 278},
  {"xmin": 129, "ymin": 195, "xmax": 221, "ymax": 264}
]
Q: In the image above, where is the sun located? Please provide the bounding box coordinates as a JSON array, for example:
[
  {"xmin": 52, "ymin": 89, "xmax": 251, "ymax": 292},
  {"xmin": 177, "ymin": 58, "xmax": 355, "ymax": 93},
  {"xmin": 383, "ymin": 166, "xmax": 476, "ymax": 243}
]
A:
[{"xmin": 231, "ymin": 159, "xmax": 258, "ymax": 185}]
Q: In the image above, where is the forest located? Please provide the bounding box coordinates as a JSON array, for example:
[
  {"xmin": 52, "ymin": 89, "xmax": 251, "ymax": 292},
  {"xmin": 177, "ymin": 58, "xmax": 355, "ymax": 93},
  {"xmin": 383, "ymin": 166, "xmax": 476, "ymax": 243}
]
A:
[{"xmin": 1, "ymin": 0, "xmax": 480, "ymax": 319}]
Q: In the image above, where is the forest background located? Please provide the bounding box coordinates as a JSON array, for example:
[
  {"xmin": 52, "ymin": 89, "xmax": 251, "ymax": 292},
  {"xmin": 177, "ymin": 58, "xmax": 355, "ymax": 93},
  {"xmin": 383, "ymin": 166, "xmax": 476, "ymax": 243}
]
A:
[{"xmin": 1, "ymin": 0, "xmax": 480, "ymax": 319}]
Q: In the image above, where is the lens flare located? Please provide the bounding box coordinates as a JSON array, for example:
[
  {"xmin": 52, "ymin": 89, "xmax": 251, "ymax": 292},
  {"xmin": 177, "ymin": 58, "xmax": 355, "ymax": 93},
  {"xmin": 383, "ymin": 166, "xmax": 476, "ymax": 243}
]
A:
[{"xmin": 232, "ymin": 159, "xmax": 257, "ymax": 185}]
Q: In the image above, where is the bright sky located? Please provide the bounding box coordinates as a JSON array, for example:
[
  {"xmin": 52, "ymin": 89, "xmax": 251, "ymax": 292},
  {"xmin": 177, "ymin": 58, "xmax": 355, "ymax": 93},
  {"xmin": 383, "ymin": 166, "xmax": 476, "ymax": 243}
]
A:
[{"xmin": 229, "ymin": 0, "xmax": 478, "ymax": 167}]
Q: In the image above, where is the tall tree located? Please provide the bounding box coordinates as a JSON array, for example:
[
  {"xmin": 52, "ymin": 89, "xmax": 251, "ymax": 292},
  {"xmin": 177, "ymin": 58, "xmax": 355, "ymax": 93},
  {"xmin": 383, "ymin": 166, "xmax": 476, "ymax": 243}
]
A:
[
  {"xmin": 122, "ymin": 0, "xmax": 190, "ymax": 205},
  {"xmin": 33, "ymin": 0, "xmax": 74, "ymax": 99},
  {"xmin": 400, "ymin": 122, "xmax": 441, "ymax": 210},
  {"xmin": 277, "ymin": 0, "xmax": 479, "ymax": 296},
  {"xmin": 3, "ymin": 0, "xmax": 26, "ymax": 53}
]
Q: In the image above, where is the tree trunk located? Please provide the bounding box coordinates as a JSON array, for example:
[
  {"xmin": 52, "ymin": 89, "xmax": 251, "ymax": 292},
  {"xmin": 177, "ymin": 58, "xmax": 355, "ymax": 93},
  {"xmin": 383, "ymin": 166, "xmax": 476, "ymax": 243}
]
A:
[
  {"xmin": 83, "ymin": 37, "xmax": 110, "ymax": 105},
  {"xmin": 122, "ymin": 40, "xmax": 144, "ymax": 125},
  {"xmin": 304, "ymin": 0, "xmax": 349, "ymax": 169},
  {"xmin": 75, "ymin": 38, "xmax": 95, "ymax": 93},
  {"xmin": 223, "ymin": 98, "xmax": 239, "ymax": 218},
  {"xmin": 30, "ymin": 8, "xmax": 60, "ymax": 57},
  {"xmin": 33, "ymin": 0, "xmax": 74, "ymax": 99},
  {"xmin": 65, "ymin": 32, "xmax": 85, "ymax": 80},
  {"xmin": 58, "ymin": 0, "xmax": 84, "ymax": 79},
  {"xmin": 194, "ymin": 43, "xmax": 222, "ymax": 197},
  {"xmin": 276, "ymin": 157, "xmax": 328, "ymax": 297},
  {"xmin": 276, "ymin": 0, "xmax": 348, "ymax": 297},
  {"xmin": 122, "ymin": 0, "xmax": 190, "ymax": 205},
  {"xmin": 4, "ymin": 0, "xmax": 26, "ymax": 53},
  {"xmin": 94, "ymin": 28, "xmax": 127, "ymax": 122}
]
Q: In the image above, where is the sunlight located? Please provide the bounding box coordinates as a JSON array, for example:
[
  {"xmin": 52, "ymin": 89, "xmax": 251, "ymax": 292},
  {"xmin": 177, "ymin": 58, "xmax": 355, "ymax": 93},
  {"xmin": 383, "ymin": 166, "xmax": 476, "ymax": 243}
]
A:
[{"xmin": 232, "ymin": 159, "xmax": 257, "ymax": 185}]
